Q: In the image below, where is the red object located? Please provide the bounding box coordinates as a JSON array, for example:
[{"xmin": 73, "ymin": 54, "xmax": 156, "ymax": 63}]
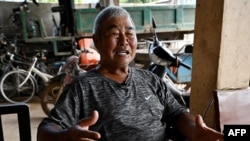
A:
[{"xmin": 78, "ymin": 38, "xmax": 100, "ymax": 70}]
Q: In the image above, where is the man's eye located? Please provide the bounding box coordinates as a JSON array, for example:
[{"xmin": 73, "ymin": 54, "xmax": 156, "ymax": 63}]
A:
[
  {"xmin": 105, "ymin": 31, "xmax": 119, "ymax": 38},
  {"xmin": 107, "ymin": 32, "xmax": 119, "ymax": 38},
  {"xmin": 126, "ymin": 32, "xmax": 135, "ymax": 38},
  {"xmin": 110, "ymin": 32, "xmax": 119, "ymax": 38}
]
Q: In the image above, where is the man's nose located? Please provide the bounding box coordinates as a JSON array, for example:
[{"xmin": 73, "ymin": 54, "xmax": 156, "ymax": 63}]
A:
[{"xmin": 119, "ymin": 33, "xmax": 129, "ymax": 46}]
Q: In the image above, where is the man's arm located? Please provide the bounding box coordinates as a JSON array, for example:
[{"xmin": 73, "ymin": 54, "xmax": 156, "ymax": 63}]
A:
[
  {"xmin": 37, "ymin": 111, "xmax": 101, "ymax": 141},
  {"xmin": 37, "ymin": 125, "xmax": 68, "ymax": 141},
  {"xmin": 176, "ymin": 113, "xmax": 224, "ymax": 141}
]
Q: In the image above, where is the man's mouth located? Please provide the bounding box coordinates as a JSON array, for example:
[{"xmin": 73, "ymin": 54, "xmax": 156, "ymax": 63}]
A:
[{"xmin": 115, "ymin": 50, "xmax": 129, "ymax": 55}]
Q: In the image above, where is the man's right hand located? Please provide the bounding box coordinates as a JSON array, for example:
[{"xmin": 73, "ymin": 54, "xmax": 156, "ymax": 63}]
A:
[{"xmin": 67, "ymin": 110, "xmax": 101, "ymax": 141}]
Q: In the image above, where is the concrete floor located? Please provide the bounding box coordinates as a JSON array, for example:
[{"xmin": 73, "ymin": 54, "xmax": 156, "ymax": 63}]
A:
[{"xmin": 0, "ymin": 96, "xmax": 47, "ymax": 141}]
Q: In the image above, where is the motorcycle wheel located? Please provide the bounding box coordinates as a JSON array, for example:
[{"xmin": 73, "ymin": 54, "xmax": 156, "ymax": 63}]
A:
[
  {"xmin": 163, "ymin": 74, "xmax": 190, "ymax": 107},
  {"xmin": 40, "ymin": 81, "xmax": 63, "ymax": 116}
]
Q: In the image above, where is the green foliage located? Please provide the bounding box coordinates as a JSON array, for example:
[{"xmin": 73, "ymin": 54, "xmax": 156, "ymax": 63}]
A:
[
  {"xmin": 1, "ymin": 0, "xmax": 156, "ymax": 4},
  {"xmin": 36, "ymin": 0, "xmax": 57, "ymax": 3},
  {"xmin": 120, "ymin": 0, "xmax": 156, "ymax": 3},
  {"xmin": 120, "ymin": 0, "xmax": 129, "ymax": 3},
  {"xmin": 36, "ymin": 0, "xmax": 84, "ymax": 3},
  {"xmin": 74, "ymin": 0, "xmax": 84, "ymax": 3}
]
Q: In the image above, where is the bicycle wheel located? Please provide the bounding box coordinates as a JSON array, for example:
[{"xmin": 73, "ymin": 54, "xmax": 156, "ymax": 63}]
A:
[
  {"xmin": 40, "ymin": 81, "xmax": 63, "ymax": 116},
  {"xmin": 0, "ymin": 64, "xmax": 12, "ymax": 101},
  {"xmin": 0, "ymin": 70, "xmax": 36, "ymax": 103}
]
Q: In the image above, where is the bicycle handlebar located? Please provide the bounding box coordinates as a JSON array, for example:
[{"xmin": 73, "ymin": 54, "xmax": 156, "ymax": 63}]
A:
[{"xmin": 6, "ymin": 52, "xmax": 33, "ymax": 66}]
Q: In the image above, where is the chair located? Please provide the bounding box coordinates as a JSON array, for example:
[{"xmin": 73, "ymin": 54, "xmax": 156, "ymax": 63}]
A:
[
  {"xmin": 214, "ymin": 87, "xmax": 250, "ymax": 132},
  {"xmin": 0, "ymin": 103, "xmax": 31, "ymax": 141}
]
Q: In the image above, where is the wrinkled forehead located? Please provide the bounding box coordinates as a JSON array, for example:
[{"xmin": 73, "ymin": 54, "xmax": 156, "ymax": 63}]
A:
[{"xmin": 102, "ymin": 16, "xmax": 135, "ymax": 31}]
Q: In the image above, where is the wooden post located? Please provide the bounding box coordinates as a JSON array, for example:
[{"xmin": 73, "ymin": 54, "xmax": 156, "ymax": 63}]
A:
[{"xmin": 190, "ymin": 0, "xmax": 250, "ymax": 127}]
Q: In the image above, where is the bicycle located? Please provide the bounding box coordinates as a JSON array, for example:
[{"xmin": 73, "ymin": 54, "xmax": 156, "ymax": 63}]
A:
[
  {"xmin": 40, "ymin": 44, "xmax": 100, "ymax": 116},
  {"xmin": 0, "ymin": 34, "xmax": 21, "ymax": 77},
  {"xmin": 0, "ymin": 51, "xmax": 64, "ymax": 104},
  {"xmin": 40, "ymin": 49, "xmax": 87, "ymax": 115}
]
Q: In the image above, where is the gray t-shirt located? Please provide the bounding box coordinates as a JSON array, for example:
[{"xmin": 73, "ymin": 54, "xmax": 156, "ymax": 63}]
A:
[{"xmin": 39, "ymin": 67, "xmax": 188, "ymax": 141}]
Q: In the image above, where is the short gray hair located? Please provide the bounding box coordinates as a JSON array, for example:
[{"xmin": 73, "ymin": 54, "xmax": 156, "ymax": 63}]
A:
[{"xmin": 92, "ymin": 6, "xmax": 135, "ymax": 37}]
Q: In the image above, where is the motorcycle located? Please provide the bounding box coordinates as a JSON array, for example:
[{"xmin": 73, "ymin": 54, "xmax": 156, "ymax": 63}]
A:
[
  {"xmin": 40, "ymin": 38, "xmax": 100, "ymax": 116},
  {"xmin": 148, "ymin": 18, "xmax": 192, "ymax": 107}
]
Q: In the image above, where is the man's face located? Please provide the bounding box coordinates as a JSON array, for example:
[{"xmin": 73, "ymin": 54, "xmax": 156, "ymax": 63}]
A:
[{"xmin": 94, "ymin": 16, "xmax": 137, "ymax": 68}]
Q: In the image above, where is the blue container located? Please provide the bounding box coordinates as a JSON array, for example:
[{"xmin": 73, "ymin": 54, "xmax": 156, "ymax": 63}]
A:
[{"xmin": 166, "ymin": 53, "xmax": 192, "ymax": 83}]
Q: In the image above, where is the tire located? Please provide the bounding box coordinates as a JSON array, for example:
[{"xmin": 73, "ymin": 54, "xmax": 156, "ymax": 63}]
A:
[
  {"xmin": 40, "ymin": 81, "xmax": 63, "ymax": 116},
  {"xmin": 163, "ymin": 74, "xmax": 190, "ymax": 107},
  {"xmin": 0, "ymin": 70, "xmax": 35, "ymax": 103},
  {"xmin": 0, "ymin": 64, "xmax": 12, "ymax": 101}
]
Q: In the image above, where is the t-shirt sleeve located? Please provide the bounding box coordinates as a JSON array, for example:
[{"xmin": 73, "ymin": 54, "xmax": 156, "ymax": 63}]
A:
[
  {"xmin": 38, "ymin": 80, "xmax": 82, "ymax": 129},
  {"xmin": 156, "ymin": 75, "xmax": 189, "ymax": 127}
]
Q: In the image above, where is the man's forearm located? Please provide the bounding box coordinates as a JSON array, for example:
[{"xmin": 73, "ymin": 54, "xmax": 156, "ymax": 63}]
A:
[
  {"xmin": 176, "ymin": 113, "xmax": 196, "ymax": 140},
  {"xmin": 37, "ymin": 125, "xmax": 68, "ymax": 141}
]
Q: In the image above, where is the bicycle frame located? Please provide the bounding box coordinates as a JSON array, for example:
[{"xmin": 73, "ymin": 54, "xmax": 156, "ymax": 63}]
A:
[
  {"xmin": 0, "ymin": 50, "xmax": 57, "ymax": 104},
  {"xmin": 18, "ymin": 57, "xmax": 37, "ymax": 88},
  {"xmin": 10, "ymin": 53, "xmax": 53, "ymax": 90},
  {"xmin": 32, "ymin": 66, "xmax": 53, "ymax": 83}
]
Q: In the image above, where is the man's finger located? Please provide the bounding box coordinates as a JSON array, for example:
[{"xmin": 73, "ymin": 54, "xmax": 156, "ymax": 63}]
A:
[
  {"xmin": 195, "ymin": 115, "xmax": 206, "ymax": 128},
  {"xmin": 78, "ymin": 110, "xmax": 99, "ymax": 128},
  {"xmin": 195, "ymin": 115, "xmax": 224, "ymax": 140}
]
